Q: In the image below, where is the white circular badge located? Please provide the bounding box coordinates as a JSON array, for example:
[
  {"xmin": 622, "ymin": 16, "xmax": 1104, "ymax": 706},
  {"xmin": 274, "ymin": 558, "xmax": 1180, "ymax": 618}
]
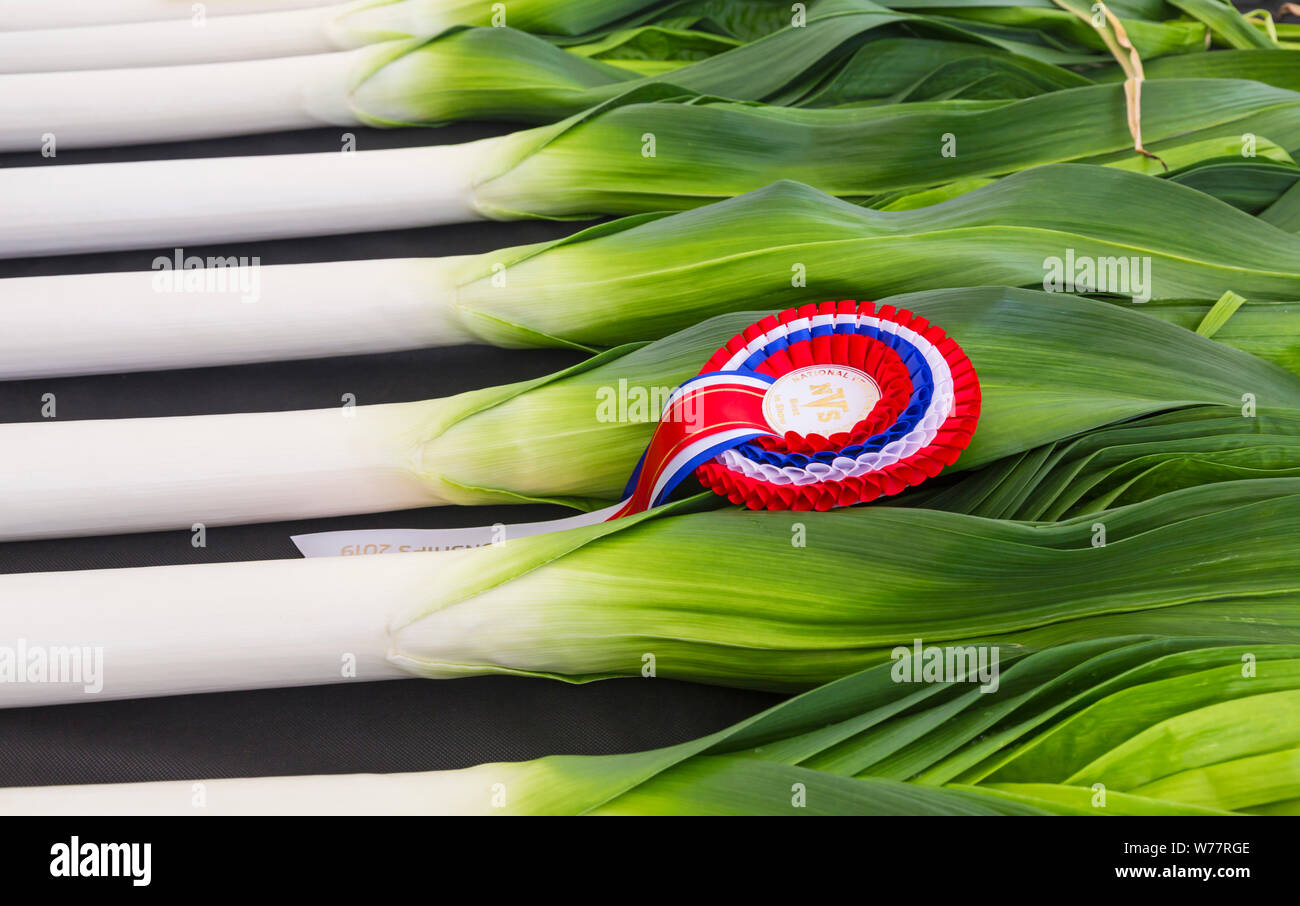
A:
[{"xmin": 761, "ymin": 365, "xmax": 881, "ymax": 436}]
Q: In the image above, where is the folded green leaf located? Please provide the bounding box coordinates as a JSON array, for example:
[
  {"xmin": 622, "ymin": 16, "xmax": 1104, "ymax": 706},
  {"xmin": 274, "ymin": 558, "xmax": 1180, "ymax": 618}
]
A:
[
  {"xmin": 1165, "ymin": 0, "xmax": 1278, "ymax": 48},
  {"xmin": 1196, "ymin": 290, "xmax": 1249, "ymax": 336},
  {"xmin": 785, "ymin": 37, "xmax": 1090, "ymax": 105},
  {"xmin": 1260, "ymin": 178, "xmax": 1300, "ymax": 231},
  {"xmin": 1093, "ymin": 48, "xmax": 1300, "ymax": 91},
  {"xmin": 899, "ymin": 406, "xmax": 1300, "ymax": 520},
  {"xmin": 1141, "ymin": 299, "xmax": 1300, "ymax": 371},
  {"xmin": 915, "ymin": 4, "xmax": 1209, "ymax": 57},
  {"xmin": 1167, "ymin": 159, "xmax": 1300, "ymax": 213},
  {"xmin": 1128, "ymin": 748, "xmax": 1300, "ymax": 810},
  {"xmin": 350, "ymin": 5, "xmax": 1007, "ymax": 125},
  {"xmin": 585, "ymin": 757, "xmax": 1049, "ymax": 814}
]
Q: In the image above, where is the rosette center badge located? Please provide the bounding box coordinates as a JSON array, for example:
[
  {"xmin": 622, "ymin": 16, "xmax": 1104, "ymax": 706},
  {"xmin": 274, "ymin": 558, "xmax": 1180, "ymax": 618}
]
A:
[{"xmin": 761, "ymin": 365, "xmax": 882, "ymax": 437}]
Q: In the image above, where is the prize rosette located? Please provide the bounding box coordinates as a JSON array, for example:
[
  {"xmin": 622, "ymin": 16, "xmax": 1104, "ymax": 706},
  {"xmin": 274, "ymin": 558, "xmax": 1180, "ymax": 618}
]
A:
[
  {"xmin": 610, "ymin": 300, "xmax": 982, "ymax": 518},
  {"xmin": 292, "ymin": 300, "xmax": 982, "ymax": 557}
]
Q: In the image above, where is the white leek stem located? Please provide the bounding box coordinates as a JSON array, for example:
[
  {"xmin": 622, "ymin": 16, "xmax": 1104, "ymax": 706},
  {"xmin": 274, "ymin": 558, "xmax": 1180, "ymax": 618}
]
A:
[
  {"xmin": 0, "ymin": 770, "xmax": 485, "ymax": 816},
  {"xmin": 0, "ymin": 258, "xmax": 475, "ymax": 378},
  {"xmin": 0, "ymin": 553, "xmax": 439, "ymax": 707},
  {"xmin": 0, "ymin": 49, "xmax": 369, "ymax": 151},
  {"xmin": 0, "ymin": 6, "xmax": 349, "ymax": 72},
  {"xmin": 0, "ymin": 400, "xmax": 447, "ymax": 540},
  {"xmin": 0, "ymin": 144, "xmax": 490, "ymax": 257},
  {"xmin": 0, "ymin": 0, "xmax": 338, "ymax": 30}
]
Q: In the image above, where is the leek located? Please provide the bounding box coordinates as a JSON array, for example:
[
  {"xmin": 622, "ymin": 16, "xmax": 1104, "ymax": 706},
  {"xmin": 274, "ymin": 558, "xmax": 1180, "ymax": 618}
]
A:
[
  {"xmin": 0, "ymin": 287, "xmax": 1296, "ymax": 540},
  {"xmin": 6, "ymin": 79, "xmax": 1300, "ymax": 257},
  {"xmin": 3, "ymin": 168, "xmax": 1298, "ymax": 379},
  {"xmin": 0, "ymin": 636, "xmax": 1297, "ymax": 814},
  {"xmin": 0, "ymin": 1, "xmax": 429, "ymax": 72},
  {"xmin": 0, "ymin": 481, "xmax": 1297, "ymax": 707},
  {"xmin": 0, "ymin": 5, "xmax": 943, "ymax": 150},
  {"xmin": 0, "ymin": 0, "xmax": 704, "ymax": 73},
  {"xmin": 0, "ymin": 0, "xmax": 337, "ymax": 30}
]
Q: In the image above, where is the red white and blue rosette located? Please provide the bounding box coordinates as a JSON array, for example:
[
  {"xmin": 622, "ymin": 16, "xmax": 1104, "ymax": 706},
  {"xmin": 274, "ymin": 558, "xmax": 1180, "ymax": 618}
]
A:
[
  {"xmin": 290, "ymin": 300, "xmax": 981, "ymax": 557},
  {"xmin": 608, "ymin": 299, "xmax": 981, "ymax": 517}
]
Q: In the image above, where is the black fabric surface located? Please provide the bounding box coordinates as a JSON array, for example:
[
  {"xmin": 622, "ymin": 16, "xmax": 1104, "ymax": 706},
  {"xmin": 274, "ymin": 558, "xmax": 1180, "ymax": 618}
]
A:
[{"xmin": 0, "ymin": 122, "xmax": 781, "ymax": 789}]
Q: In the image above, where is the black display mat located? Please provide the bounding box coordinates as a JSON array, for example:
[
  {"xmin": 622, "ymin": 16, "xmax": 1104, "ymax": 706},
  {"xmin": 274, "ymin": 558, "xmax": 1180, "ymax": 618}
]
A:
[{"xmin": 1, "ymin": 2, "xmax": 1295, "ymax": 794}]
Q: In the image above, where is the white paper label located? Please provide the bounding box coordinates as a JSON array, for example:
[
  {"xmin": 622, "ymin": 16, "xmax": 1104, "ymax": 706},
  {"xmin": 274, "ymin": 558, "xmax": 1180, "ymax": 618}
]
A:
[{"xmin": 290, "ymin": 504, "xmax": 623, "ymax": 558}]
